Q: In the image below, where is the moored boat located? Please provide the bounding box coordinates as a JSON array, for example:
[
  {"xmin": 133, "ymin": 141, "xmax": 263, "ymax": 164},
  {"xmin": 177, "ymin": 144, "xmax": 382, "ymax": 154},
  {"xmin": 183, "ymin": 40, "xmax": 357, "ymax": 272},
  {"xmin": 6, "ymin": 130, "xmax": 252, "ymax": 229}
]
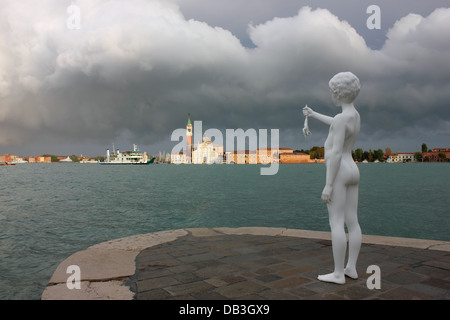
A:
[{"xmin": 100, "ymin": 144, "xmax": 154, "ymax": 165}]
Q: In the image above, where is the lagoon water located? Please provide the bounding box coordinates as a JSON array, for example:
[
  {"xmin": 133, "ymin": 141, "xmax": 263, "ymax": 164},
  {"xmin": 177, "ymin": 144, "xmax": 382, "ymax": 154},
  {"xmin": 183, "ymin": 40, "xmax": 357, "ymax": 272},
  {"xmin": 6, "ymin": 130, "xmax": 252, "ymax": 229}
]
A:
[{"xmin": 0, "ymin": 163, "xmax": 449, "ymax": 299}]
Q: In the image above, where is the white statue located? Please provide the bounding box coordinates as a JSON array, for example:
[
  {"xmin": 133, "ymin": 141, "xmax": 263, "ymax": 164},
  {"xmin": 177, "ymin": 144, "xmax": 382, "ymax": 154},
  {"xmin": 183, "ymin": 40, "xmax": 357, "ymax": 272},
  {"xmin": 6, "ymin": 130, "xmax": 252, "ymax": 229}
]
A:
[{"xmin": 303, "ymin": 72, "xmax": 362, "ymax": 284}]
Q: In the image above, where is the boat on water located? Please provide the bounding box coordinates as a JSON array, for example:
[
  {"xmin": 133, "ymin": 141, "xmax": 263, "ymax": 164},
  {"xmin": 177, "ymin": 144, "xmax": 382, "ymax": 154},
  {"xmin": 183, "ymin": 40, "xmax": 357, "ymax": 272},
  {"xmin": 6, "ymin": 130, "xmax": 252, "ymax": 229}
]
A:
[
  {"xmin": 101, "ymin": 144, "xmax": 155, "ymax": 165},
  {"xmin": 60, "ymin": 156, "xmax": 73, "ymax": 163},
  {"xmin": 11, "ymin": 158, "xmax": 28, "ymax": 164}
]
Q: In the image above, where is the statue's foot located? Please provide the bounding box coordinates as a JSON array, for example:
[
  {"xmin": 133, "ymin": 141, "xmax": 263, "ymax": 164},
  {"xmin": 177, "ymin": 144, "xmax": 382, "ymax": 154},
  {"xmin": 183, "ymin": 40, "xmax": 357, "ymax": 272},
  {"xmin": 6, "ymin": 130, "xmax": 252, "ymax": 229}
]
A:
[
  {"xmin": 317, "ymin": 272, "xmax": 345, "ymax": 284},
  {"xmin": 344, "ymin": 267, "xmax": 358, "ymax": 280}
]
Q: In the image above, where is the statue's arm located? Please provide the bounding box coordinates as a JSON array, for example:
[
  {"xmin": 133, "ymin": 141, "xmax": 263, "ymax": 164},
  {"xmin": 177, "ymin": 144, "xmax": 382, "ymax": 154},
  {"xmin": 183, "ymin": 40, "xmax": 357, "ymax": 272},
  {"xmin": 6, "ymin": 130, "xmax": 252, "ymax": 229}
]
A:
[
  {"xmin": 322, "ymin": 116, "xmax": 346, "ymax": 203},
  {"xmin": 303, "ymin": 106, "xmax": 333, "ymax": 126}
]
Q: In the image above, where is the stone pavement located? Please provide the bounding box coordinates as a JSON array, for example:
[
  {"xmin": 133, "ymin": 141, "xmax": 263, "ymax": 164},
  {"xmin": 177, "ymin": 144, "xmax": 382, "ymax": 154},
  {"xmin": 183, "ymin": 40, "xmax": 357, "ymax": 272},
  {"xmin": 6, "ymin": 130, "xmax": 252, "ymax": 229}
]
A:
[{"xmin": 41, "ymin": 227, "xmax": 450, "ymax": 300}]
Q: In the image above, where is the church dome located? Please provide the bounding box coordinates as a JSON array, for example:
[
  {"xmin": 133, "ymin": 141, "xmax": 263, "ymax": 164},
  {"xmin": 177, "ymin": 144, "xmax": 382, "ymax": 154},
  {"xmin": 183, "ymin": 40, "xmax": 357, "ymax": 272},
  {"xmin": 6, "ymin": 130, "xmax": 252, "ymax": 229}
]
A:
[{"xmin": 202, "ymin": 134, "xmax": 212, "ymax": 144}]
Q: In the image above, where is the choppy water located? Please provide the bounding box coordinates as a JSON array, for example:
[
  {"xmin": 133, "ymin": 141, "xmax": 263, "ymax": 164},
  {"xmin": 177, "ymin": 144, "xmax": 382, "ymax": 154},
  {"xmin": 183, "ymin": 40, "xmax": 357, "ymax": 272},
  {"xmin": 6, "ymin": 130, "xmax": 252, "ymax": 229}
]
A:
[{"xmin": 0, "ymin": 163, "xmax": 448, "ymax": 299}]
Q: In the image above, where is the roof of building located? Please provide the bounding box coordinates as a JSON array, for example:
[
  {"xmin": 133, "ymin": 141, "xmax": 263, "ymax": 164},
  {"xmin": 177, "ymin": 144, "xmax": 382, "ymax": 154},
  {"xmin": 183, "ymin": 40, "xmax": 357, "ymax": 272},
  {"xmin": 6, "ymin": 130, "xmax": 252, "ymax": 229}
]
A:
[{"xmin": 280, "ymin": 152, "xmax": 309, "ymax": 156}]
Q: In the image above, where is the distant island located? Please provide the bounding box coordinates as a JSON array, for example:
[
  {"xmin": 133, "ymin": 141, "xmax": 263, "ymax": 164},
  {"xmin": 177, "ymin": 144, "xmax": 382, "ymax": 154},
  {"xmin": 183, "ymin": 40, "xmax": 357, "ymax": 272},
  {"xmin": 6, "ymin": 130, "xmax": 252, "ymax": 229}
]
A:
[
  {"xmin": 0, "ymin": 143, "xmax": 448, "ymax": 165},
  {"xmin": 0, "ymin": 153, "xmax": 105, "ymax": 164}
]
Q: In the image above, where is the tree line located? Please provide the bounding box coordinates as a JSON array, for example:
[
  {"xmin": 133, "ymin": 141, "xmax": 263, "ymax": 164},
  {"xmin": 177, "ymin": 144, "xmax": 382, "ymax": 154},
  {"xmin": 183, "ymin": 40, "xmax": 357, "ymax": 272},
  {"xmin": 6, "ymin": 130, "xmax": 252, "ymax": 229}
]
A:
[{"xmin": 295, "ymin": 144, "xmax": 432, "ymax": 163}]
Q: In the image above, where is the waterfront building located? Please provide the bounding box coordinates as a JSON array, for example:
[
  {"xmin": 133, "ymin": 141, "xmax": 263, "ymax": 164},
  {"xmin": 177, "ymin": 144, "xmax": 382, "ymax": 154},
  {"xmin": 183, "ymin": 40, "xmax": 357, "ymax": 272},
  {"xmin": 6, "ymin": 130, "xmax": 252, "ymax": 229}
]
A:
[
  {"xmin": 0, "ymin": 154, "xmax": 17, "ymax": 163},
  {"xmin": 280, "ymin": 152, "xmax": 311, "ymax": 163},
  {"xmin": 247, "ymin": 151, "xmax": 257, "ymax": 164},
  {"xmin": 225, "ymin": 151, "xmax": 234, "ymax": 164},
  {"xmin": 227, "ymin": 150, "xmax": 257, "ymax": 164},
  {"xmin": 423, "ymin": 148, "xmax": 450, "ymax": 162},
  {"xmin": 257, "ymin": 148, "xmax": 279, "ymax": 164},
  {"xmin": 26, "ymin": 156, "xmax": 51, "ymax": 163},
  {"xmin": 171, "ymin": 152, "xmax": 187, "ymax": 164},
  {"xmin": 228, "ymin": 148, "xmax": 283, "ymax": 164},
  {"xmin": 386, "ymin": 153, "xmax": 417, "ymax": 163},
  {"xmin": 236, "ymin": 151, "xmax": 246, "ymax": 164},
  {"xmin": 225, "ymin": 148, "xmax": 321, "ymax": 164},
  {"xmin": 80, "ymin": 158, "xmax": 98, "ymax": 163}
]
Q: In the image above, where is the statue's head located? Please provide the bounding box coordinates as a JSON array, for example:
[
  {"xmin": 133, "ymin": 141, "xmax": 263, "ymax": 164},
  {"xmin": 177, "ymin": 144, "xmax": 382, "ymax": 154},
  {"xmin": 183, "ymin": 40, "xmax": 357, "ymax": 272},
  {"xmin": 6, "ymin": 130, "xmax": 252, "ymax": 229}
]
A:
[{"xmin": 329, "ymin": 72, "xmax": 360, "ymax": 105}]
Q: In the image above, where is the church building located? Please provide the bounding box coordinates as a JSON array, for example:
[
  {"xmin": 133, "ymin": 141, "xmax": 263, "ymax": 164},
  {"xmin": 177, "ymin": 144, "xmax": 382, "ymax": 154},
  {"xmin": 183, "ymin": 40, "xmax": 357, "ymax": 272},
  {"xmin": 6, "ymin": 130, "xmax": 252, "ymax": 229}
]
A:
[{"xmin": 171, "ymin": 114, "xmax": 224, "ymax": 164}]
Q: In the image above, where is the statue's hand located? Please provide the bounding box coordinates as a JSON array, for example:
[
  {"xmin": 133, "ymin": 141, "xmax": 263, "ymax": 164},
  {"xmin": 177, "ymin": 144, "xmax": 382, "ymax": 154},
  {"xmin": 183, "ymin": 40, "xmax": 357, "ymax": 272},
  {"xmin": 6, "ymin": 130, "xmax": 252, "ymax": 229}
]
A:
[
  {"xmin": 321, "ymin": 185, "xmax": 332, "ymax": 204},
  {"xmin": 303, "ymin": 105, "xmax": 313, "ymax": 117}
]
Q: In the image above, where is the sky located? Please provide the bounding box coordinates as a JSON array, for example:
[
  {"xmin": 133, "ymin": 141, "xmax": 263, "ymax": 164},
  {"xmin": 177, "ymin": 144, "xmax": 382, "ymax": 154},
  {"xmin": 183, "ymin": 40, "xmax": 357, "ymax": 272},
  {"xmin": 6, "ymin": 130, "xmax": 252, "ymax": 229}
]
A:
[{"xmin": 1, "ymin": 0, "xmax": 449, "ymax": 157}]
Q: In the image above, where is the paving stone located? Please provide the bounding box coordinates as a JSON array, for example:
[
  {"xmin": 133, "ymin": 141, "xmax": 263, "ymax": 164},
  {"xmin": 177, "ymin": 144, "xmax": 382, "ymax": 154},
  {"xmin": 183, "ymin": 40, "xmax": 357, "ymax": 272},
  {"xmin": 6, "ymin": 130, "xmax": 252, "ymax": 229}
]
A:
[
  {"xmin": 178, "ymin": 252, "xmax": 219, "ymax": 264},
  {"xmin": 204, "ymin": 277, "xmax": 228, "ymax": 287},
  {"xmin": 220, "ymin": 275, "xmax": 246, "ymax": 284},
  {"xmin": 173, "ymin": 272, "xmax": 203, "ymax": 284},
  {"xmin": 405, "ymin": 282, "xmax": 448, "ymax": 299},
  {"xmin": 167, "ymin": 264, "xmax": 198, "ymax": 274},
  {"xmin": 137, "ymin": 267, "xmax": 172, "ymax": 281},
  {"xmin": 384, "ymin": 271, "xmax": 427, "ymax": 285},
  {"xmin": 286, "ymin": 285, "xmax": 317, "ymax": 298},
  {"xmin": 333, "ymin": 284, "xmax": 375, "ymax": 300},
  {"xmin": 378, "ymin": 287, "xmax": 433, "ymax": 300},
  {"xmin": 255, "ymin": 274, "xmax": 283, "ymax": 283},
  {"xmin": 412, "ymin": 265, "xmax": 450, "ymax": 279},
  {"xmin": 253, "ymin": 257, "xmax": 285, "ymax": 266},
  {"xmin": 423, "ymin": 259, "xmax": 450, "ymax": 270},
  {"xmin": 278, "ymin": 265, "xmax": 316, "ymax": 277},
  {"xmin": 254, "ymin": 267, "xmax": 275, "ymax": 275},
  {"xmin": 165, "ymin": 281, "xmax": 215, "ymax": 297},
  {"xmin": 420, "ymin": 277, "xmax": 450, "ymax": 291},
  {"xmin": 191, "ymin": 290, "xmax": 228, "ymax": 300},
  {"xmin": 271, "ymin": 276, "xmax": 311, "ymax": 289},
  {"xmin": 214, "ymin": 280, "xmax": 266, "ymax": 299},
  {"xmin": 137, "ymin": 276, "xmax": 180, "ymax": 292},
  {"xmin": 136, "ymin": 288, "xmax": 171, "ymax": 300},
  {"xmin": 194, "ymin": 264, "xmax": 241, "ymax": 278},
  {"xmin": 258, "ymin": 288, "xmax": 299, "ymax": 300}
]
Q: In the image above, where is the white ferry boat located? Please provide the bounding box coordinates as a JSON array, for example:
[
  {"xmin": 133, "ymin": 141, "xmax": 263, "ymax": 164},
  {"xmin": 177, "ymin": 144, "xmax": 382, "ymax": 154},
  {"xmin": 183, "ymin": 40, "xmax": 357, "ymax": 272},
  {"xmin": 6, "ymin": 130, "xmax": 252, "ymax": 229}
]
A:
[{"xmin": 101, "ymin": 144, "xmax": 154, "ymax": 165}]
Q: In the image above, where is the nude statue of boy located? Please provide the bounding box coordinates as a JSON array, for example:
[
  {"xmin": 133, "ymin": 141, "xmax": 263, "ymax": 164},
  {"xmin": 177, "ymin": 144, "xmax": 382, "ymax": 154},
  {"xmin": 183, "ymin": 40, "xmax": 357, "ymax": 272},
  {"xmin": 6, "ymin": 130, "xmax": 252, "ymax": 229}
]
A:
[{"xmin": 303, "ymin": 72, "xmax": 362, "ymax": 284}]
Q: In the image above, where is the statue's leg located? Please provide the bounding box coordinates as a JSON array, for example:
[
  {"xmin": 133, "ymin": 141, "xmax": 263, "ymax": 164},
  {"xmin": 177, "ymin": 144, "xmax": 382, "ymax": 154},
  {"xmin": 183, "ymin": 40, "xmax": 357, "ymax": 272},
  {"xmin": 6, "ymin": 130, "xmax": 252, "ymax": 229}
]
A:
[
  {"xmin": 318, "ymin": 184, "xmax": 347, "ymax": 284},
  {"xmin": 344, "ymin": 184, "xmax": 361, "ymax": 279}
]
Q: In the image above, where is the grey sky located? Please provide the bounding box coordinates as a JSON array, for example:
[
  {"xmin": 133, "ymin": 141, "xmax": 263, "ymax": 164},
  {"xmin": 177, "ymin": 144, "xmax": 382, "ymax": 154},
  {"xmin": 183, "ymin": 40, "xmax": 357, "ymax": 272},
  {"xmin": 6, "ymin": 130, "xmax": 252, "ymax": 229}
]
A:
[
  {"xmin": 173, "ymin": 0, "xmax": 450, "ymax": 48},
  {"xmin": 0, "ymin": 0, "xmax": 449, "ymax": 157}
]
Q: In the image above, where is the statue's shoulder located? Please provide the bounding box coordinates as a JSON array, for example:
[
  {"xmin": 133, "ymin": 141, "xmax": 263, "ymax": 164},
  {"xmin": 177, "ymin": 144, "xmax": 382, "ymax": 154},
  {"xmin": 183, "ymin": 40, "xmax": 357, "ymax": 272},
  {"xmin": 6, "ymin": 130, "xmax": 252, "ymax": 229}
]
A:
[
  {"xmin": 332, "ymin": 113, "xmax": 357, "ymax": 132},
  {"xmin": 335, "ymin": 112, "xmax": 358, "ymax": 122},
  {"xmin": 332, "ymin": 113, "xmax": 348, "ymax": 125}
]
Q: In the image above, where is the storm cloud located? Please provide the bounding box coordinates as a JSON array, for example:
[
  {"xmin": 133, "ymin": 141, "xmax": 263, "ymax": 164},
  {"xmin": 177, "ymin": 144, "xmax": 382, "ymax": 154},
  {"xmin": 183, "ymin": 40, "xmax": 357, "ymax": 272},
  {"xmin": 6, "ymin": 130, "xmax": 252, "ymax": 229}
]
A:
[{"xmin": 0, "ymin": 0, "xmax": 449, "ymax": 154}]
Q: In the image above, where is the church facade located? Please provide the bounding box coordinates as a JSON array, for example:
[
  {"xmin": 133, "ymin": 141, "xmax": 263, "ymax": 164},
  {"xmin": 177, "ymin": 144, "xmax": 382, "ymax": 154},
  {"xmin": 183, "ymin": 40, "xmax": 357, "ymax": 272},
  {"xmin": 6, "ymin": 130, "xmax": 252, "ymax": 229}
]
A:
[{"xmin": 192, "ymin": 134, "xmax": 224, "ymax": 164}]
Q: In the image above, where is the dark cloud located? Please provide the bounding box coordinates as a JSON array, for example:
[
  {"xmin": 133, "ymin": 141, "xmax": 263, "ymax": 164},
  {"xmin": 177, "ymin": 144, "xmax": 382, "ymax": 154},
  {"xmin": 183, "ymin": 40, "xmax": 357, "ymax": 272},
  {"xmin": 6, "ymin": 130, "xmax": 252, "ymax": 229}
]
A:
[{"xmin": 0, "ymin": 0, "xmax": 449, "ymax": 156}]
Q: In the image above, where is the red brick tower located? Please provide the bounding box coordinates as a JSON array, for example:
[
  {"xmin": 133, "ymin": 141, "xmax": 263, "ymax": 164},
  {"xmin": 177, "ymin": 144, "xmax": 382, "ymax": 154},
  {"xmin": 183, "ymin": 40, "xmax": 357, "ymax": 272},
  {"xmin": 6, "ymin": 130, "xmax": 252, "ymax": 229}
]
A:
[{"xmin": 186, "ymin": 113, "xmax": 193, "ymax": 162}]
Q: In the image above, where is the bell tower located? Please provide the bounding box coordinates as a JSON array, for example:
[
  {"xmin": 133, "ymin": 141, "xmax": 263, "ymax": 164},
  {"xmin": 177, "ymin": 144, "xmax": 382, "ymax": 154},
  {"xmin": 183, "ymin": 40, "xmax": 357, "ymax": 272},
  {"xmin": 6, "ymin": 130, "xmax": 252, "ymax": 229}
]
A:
[{"xmin": 186, "ymin": 113, "xmax": 193, "ymax": 162}]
